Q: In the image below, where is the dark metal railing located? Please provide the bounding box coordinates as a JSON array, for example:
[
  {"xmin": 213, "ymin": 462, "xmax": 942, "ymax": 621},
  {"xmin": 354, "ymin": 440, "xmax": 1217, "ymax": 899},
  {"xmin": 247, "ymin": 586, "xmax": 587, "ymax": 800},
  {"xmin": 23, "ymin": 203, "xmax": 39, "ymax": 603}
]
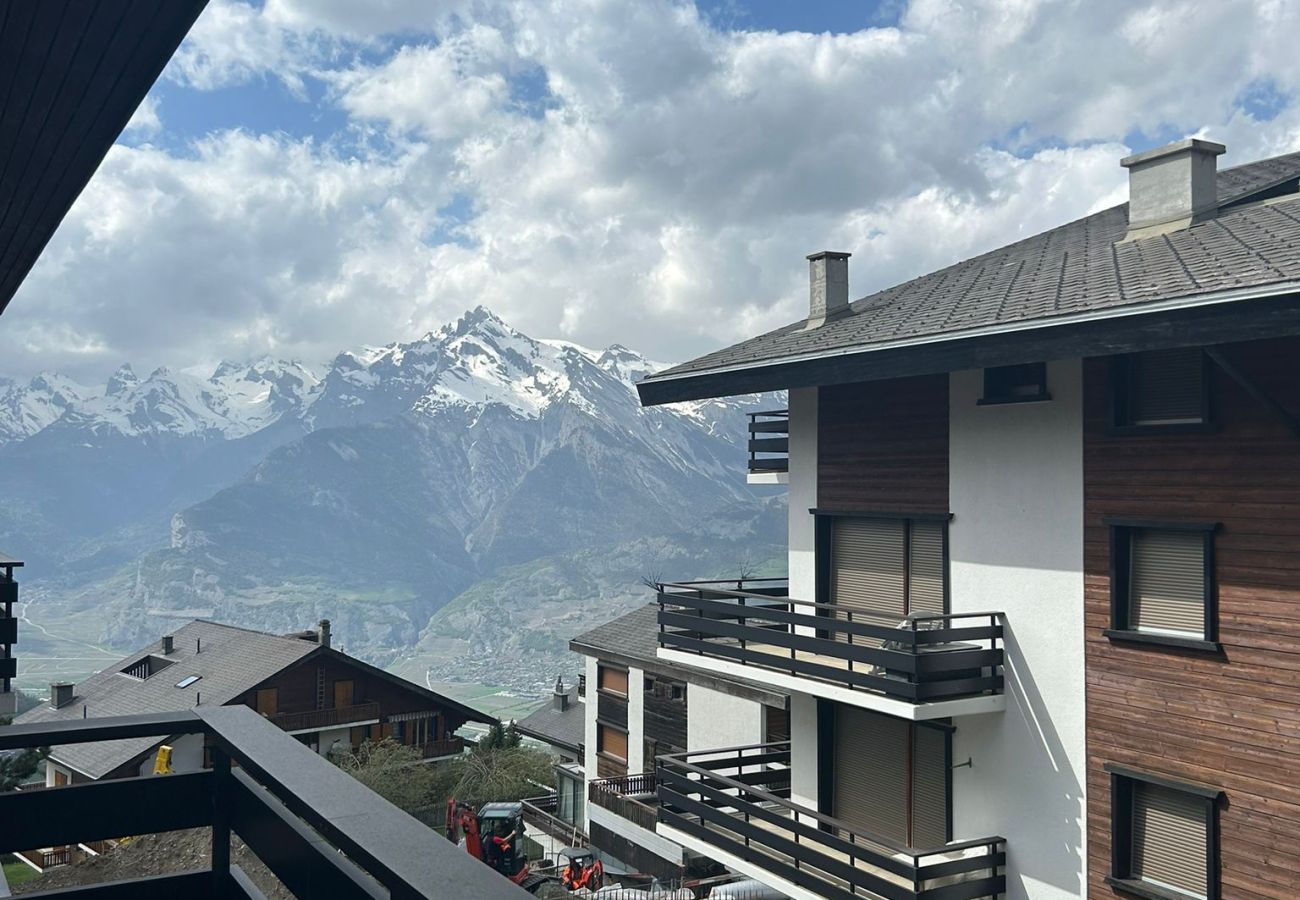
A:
[
  {"xmin": 747, "ymin": 409, "xmax": 789, "ymax": 475},
  {"xmin": 657, "ymin": 743, "xmax": 1005, "ymax": 900},
  {"xmin": 271, "ymin": 700, "xmax": 381, "ymax": 732},
  {"xmin": 0, "ymin": 707, "xmax": 529, "ymax": 899},
  {"xmin": 588, "ymin": 773, "xmax": 658, "ymax": 832},
  {"xmin": 657, "ymin": 580, "xmax": 1004, "ymax": 704}
]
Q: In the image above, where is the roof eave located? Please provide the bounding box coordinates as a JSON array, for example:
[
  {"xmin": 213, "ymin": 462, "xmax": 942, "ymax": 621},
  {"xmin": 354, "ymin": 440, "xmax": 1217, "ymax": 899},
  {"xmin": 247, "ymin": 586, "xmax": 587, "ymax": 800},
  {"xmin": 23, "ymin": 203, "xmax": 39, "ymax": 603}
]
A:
[{"xmin": 637, "ymin": 284, "xmax": 1300, "ymax": 405}]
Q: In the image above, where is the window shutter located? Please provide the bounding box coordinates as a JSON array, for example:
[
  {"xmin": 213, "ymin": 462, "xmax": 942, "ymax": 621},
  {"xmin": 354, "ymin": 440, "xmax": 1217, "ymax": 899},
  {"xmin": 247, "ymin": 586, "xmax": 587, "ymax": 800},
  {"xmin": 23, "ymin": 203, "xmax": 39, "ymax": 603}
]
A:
[
  {"xmin": 1131, "ymin": 530, "xmax": 1205, "ymax": 636},
  {"xmin": 1131, "ymin": 348, "xmax": 1204, "ymax": 425},
  {"xmin": 910, "ymin": 723, "xmax": 949, "ymax": 849},
  {"xmin": 835, "ymin": 707, "xmax": 908, "ymax": 844},
  {"xmin": 908, "ymin": 522, "xmax": 946, "ymax": 616},
  {"xmin": 832, "ymin": 519, "xmax": 906, "ymax": 623},
  {"xmin": 599, "ymin": 666, "xmax": 628, "ymax": 695},
  {"xmin": 600, "ymin": 725, "xmax": 628, "ymax": 761},
  {"xmin": 1133, "ymin": 781, "xmax": 1208, "ymax": 898}
]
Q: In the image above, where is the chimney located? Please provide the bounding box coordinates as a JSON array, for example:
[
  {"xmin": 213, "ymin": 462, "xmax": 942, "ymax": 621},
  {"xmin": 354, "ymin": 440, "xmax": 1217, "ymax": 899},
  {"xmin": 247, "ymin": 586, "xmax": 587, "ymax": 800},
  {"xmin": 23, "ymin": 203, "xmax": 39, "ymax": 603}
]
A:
[
  {"xmin": 1120, "ymin": 138, "xmax": 1226, "ymax": 241},
  {"xmin": 50, "ymin": 682, "xmax": 74, "ymax": 709},
  {"xmin": 552, "ymin": 676, "xmax": 569, "ymax": 711},
  {"xmin": 162, "ymin": 635, "xmax": 174, "ymax": 655},
  {"xmin": 804, "ymin": 251, "xmax": 852, "ymax": 329},
  {"xmin": 318, "ymin": 619, "xmax": 331, "ymax": 649}
]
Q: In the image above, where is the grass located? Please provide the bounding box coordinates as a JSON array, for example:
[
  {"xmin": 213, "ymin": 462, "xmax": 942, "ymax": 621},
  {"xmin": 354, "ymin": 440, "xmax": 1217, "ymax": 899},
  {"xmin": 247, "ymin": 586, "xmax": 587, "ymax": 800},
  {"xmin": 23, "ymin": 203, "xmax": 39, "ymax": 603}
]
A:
[{"xmin": 4, "ymin": 856, "xmax": 41, "ymax": 888}]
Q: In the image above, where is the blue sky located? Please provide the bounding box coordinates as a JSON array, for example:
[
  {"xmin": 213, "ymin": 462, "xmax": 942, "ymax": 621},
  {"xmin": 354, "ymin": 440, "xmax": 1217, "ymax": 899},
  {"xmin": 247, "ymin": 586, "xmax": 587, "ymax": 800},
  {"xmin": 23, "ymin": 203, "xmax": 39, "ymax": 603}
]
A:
[{"xmin": 9, "ymin": 0, "xmax": 1300, "ymax": 381}]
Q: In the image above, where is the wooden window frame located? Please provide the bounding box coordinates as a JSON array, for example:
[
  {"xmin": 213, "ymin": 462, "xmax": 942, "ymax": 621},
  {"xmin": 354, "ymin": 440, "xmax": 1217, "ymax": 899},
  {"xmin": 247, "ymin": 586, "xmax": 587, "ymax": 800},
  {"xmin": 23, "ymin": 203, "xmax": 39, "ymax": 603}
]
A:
[
  {"xmin": 978, "ymin": 362, "xmax": 1050, "ymax": 405},
  {"xmin": 813, "ymin": 510, "xmax": 953, "ymax": 617},
  {"xmin": 1105, "ymin": 764, "xmax": 1222, "ymax": 900},
  {"xmin": 1109, "ymin": 351, "xmax": 1215, "ymax": 435},
  {"xmin": 596, "ymin": 664, "xmax": 629, "ymax": 698},
  {"xmin": 1104, "ymin": 519, "xmax": 1220, "ymax": 652}
]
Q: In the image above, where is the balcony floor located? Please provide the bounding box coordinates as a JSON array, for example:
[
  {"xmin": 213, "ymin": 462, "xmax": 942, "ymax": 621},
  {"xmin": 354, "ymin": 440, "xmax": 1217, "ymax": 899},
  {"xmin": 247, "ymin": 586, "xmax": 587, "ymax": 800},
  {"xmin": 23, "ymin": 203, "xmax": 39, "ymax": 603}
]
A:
[{"xmin": 658, "ymin": 645, "xmax": 1005, "ymax": 720}]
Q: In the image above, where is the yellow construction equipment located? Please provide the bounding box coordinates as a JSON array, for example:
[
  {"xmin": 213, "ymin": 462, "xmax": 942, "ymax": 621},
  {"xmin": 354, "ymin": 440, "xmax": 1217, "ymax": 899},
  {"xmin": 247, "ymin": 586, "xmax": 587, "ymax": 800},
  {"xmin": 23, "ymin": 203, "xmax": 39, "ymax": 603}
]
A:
[{"xmin": 152, "ymin": 745, "xmax": 173, "ymax": 775}]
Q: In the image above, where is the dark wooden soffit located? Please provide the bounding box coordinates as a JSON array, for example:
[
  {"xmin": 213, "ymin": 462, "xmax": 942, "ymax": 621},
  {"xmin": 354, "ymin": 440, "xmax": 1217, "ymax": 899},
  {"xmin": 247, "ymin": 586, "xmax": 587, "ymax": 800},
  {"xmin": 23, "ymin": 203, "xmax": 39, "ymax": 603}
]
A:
[
  {"xmin": 0, "ymin": 0, "xmax": 208, "ymax": 317},
  {"xmin": 637, "ymin": 291, "xmax": 1300, "ymax": 405}
]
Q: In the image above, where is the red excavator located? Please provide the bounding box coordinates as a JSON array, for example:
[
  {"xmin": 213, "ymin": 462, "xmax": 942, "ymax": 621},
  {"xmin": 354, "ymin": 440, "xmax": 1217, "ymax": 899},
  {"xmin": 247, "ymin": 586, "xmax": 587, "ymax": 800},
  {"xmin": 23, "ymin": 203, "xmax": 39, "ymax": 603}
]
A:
[{"xmin": 445, "ymin": 798, "xmax": 603, "ymax": 894}]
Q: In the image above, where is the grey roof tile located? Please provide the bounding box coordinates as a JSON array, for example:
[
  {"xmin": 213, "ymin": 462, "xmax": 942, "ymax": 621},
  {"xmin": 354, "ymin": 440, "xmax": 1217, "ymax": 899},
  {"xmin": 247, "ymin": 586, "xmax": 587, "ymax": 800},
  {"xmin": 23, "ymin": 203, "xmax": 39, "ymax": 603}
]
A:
[
  {"xmin": 644, "ymin": 152, "xmax": 1300, "ymax": 387},
  {"xmin": 515, "ymin": 693, "xmax": 584, "ymax": 753}
]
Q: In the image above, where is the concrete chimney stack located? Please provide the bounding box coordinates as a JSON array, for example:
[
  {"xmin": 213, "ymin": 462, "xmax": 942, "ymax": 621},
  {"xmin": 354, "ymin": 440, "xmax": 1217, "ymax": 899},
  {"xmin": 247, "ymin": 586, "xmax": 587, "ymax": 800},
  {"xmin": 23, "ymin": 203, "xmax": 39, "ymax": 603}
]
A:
[
  {"xmin": 804, "ymin": 251, "xmax": 851, "ymax": 329},
  {"xmin": 552, "ymin": 675, "xmax": 570, "ymax": 711},
  {"xmin": 162, "ymin": 635, "xmax": 174, "ymax": 655},
  {"xmin": 1121, "ymin": 138, "xmax": 1225, "ymax": 241},
  {"xmin": 50, "ymin": 682, "xmax": 74, "ymax": 709},
  {"xmin": 318, "ymin": 619, "xmax": 331, "ymax": 649}
]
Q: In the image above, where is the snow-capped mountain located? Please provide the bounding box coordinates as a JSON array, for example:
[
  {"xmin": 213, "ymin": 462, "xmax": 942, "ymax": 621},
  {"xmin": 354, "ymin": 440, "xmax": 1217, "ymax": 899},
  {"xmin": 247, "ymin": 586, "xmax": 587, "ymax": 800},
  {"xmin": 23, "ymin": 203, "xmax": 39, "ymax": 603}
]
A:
[{"xmin": 2, "ymin": 309, "xmax": 784, "ymax": 684}]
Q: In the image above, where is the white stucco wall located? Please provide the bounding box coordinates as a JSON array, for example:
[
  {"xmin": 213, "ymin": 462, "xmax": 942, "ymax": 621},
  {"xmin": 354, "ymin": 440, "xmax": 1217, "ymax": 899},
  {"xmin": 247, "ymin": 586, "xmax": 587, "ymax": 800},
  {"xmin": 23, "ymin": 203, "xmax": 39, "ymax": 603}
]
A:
[
  {"xmin": 583, "ymin": 654, "xmax": 599, "ymax": 796},
  {"xmin": 788, "ymin": 692, "xmax": 819, "ymax": 825},
  {"xmin": 948, "ymin": 361, "xmax": 1087, "ymax": 900},
  {"xmin": 317, "ymin": 726, "xmax": 350, "ymax": 757},
  {"xmin": 137, "ymin": 731, "xmax": 204, "ymax": 777},
  {"xmin": 787, "ymin": 387, "xmax": 819, "ymax": 604},
  {"xmin": 626, "ymin": 667, "xmax": 646, "ymax": 773},
  {"xmin": 686, "ymin": 683, "xmax": 764, "ymax": 755}
]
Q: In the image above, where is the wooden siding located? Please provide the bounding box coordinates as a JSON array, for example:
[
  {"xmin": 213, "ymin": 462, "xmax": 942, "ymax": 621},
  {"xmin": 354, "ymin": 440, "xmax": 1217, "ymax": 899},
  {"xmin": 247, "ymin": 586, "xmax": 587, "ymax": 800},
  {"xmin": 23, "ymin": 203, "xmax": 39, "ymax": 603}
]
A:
[
  {"xmin": 1084, "ymin": 337, "xmax": 1300, "ymax": 900},
  {"xmin": 643, "ymin": 686, "xmax": 687, "ymax": 753},
  {"xmin": 598, "ymin": 692, "xmax": 629, "ymax": 731},
  {"xmin": 818, "ymin": 375, "xmax": 949, "ymax": 514}
]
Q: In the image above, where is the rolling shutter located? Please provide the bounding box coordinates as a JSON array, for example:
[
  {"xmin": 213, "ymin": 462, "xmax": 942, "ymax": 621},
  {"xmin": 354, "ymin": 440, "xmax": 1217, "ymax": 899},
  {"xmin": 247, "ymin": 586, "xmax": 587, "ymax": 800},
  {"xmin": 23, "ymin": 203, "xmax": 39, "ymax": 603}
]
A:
[
  {"xmin": 910, "ymin": 724, "xmax": 949, "ymax": 849},
  {"xmin": 908, "ymin": 522, "xmax": 946, "ymax": 616},
  {"xmin": 832, "ymin": 519, "xmax": 906, "ymax": 623},
  {"xmin": 1130, "ymin": 349, "xmax": 1204, "ymax": 425},
  {"xmin": 835, "ymin": 707, "xmax": 908, "ymax": 843},
  {"xmin": 1130, "ymin": 530, "xmax": 1205, "ymax": 636},
  {"xmin": 1132, "ymin": 781, "xmax": 1208, "ymax": 898}
]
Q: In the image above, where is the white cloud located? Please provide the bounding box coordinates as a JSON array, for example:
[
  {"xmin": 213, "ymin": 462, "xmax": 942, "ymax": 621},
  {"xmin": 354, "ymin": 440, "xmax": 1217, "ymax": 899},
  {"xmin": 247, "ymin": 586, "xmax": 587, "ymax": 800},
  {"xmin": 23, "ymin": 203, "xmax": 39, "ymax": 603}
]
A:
[{"xmin": 8, "ymin": 0, "xmax": 1300, "ymax": 380}]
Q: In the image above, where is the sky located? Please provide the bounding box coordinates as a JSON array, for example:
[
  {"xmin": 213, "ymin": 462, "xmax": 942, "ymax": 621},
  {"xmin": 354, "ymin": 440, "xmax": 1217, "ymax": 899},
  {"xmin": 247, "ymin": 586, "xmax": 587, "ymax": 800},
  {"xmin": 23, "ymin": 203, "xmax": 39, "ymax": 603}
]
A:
[{"xmin": 6, "ymin": 0, "xmax": 1300, "ymax": 381}]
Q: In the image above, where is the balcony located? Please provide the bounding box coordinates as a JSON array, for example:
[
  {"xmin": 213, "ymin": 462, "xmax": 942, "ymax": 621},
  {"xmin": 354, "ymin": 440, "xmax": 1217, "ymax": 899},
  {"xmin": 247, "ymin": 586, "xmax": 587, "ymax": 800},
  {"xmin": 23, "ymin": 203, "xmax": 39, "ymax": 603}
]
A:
[
  {"xmin": 657, "ymin": 580, "xmax": 1005, "ymax": 719},
  {"xmin": 657, "ymin": 744, "xmax": 1006, "ymax": 900},
  {"xmin": 747, "ymin": 409, "xmax": 789, "ymax": 484},
  {"xmin": 419, "ymin": 736, "xmax": 467, "ymax": 759},
  {"xmin": 271, "ymin": 701, "xmax": 381, "ymax": 733},
  {"xmin": 589, "ymin": 772, "xmax": 657, "ymax": 833},
  {"xmin": 588, "ymin": 773, "xmax": 688, "ymax": 874},
  {"xmin": 0, "ymin": 706, "xmax": 528, "ymax": 899}
]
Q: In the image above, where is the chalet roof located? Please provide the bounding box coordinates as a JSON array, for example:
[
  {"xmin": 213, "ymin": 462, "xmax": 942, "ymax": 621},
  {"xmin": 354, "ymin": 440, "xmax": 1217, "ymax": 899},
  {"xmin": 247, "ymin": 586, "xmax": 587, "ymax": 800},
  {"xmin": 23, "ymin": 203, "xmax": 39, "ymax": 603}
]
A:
[
  {"xmin": 14, "ymin": 619, "xmax": 492, "ymax": 779},
  {"xmin": 514, "ymin": 686, "xmax": 584, "ymax": 754},
  {"xmin": 638, "ymin": 150, "xmax": 1300, "ymax": 405},
  {"xmin": 570, "ymin": 604, "xmax": 787, "ymax": 706}
]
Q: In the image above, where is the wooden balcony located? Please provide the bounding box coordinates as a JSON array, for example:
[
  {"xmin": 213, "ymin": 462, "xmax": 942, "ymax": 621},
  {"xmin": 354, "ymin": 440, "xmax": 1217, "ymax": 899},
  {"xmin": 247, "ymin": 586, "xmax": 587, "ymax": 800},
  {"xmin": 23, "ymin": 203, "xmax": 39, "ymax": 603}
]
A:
[
  {"xmin": 747, "ymin": 409, "xmax": 789, "ymax": 484},
  {"xmin": 0, "ymin": 707, "xmax": 529, "ymax": 899},
  {"xmin": 588, "ymin": 772, "xmax": 657, "ymax": 833},
  {"xmin": 419, "ymin": 736, "xmax": 465, "ymax": 759},
  {"xmin": 271, "ymin": 701, "xmax": 380, "ymax": 733},
  {"xmin": 657, "ymin": 743, "xmax": 1006, "ymax": 900},
  {"xmin": 657, "ymin": 579, "xmax": 1005, "ymax": 719}
]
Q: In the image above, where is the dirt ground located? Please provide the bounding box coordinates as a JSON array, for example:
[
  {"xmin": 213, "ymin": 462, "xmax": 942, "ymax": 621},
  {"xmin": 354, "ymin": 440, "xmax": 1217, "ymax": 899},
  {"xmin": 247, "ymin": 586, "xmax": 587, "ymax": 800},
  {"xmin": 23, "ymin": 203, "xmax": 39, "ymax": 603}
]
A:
[{"xmin": 11, "ymin": 829, "xmax": 293, "ymax": 898}]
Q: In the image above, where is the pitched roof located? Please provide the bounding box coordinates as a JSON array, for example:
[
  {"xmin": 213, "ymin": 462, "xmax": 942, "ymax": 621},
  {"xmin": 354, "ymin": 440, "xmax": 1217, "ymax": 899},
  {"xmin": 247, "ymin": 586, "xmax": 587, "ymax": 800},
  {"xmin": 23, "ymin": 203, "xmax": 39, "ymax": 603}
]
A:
[
  {"xmin": 514, "ymin": 688, "xmax": 584, "ymax": 754},
  {"xmin": 570, "ymin": 604, "xmax": 787, "ymax": 706},
  {"xmin": 13, "ymin": 619, "xmax": 494, "ymax": 779},
  {"xmin": 638, "ymin": 151, "xmax": 1300, "ymax": 405}
]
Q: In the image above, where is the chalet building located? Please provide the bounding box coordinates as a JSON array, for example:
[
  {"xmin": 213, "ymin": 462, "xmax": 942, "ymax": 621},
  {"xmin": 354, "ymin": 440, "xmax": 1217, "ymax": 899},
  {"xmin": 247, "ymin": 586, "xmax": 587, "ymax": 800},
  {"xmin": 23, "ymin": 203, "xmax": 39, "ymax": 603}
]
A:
[
  {"xmin": 629, "ymin": 139, "xmax": 1300, "ymax": 900},
  {"xmin": 555, "ymin": 604, "xmax": 790, "ymax": 881},
  {"xmin": 15, "ymin": 619, "xmax": 492, "ymax": 785}
]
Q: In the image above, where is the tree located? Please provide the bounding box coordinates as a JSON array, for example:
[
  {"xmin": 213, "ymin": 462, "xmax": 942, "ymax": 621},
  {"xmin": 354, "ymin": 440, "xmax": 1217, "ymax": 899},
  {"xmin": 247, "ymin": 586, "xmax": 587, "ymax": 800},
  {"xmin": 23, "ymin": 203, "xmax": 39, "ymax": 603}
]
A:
[
  {"xmin": 0, "ymin": 748, "xmax": 43, "ymax": 792},
  {"xmin": 333, "ymin": 739, "xmax": 440, "ymax": 815},
  {"xmin": 434, "ymin": 741, "xmax": 554, "ymax": 808}
]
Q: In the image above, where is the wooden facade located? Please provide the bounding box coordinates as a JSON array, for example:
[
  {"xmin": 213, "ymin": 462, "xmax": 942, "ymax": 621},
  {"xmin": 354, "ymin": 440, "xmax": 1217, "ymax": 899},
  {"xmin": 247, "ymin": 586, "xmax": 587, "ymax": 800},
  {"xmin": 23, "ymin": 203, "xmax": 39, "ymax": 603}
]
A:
[
  {"xmin": 1084, "ymin": 337, "xmax": 1300, "ymax": 900},
  {"xmin": 818, "ymin": 374, "xmax": 949, "ymax": 514}
]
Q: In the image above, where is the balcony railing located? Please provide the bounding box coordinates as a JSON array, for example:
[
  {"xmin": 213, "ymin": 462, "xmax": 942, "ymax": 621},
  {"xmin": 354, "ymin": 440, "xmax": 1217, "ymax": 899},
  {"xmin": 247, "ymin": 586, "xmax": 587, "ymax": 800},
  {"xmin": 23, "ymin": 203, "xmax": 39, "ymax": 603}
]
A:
[
  {"xmin": 420, "ymin": 736, "xmax": 466, "ymax": 759},
  {"xmin": 588, "ymin": 772, "xmax": 658, "ymax": 833},
  {"xmin": 271, "ymin": 701, "xmax": 381, "ymax": 732},
  {"xmin": 747, "ymin": 409, "xmax": 789, "ymax": 480},
  {"xmin": 657, "ymin": 580, "xmax": 1004, "ymax": 707},
  {"xmin": 657, "ymin": 743, "xmax": 1005, "ymax": 900},
  {"xmin": 0, "ymin": 706, "xmax": 528, "ymax": 899},
  {"xmin": 520, "ymin": 794, "xmax": 589, "ymax": 847}
]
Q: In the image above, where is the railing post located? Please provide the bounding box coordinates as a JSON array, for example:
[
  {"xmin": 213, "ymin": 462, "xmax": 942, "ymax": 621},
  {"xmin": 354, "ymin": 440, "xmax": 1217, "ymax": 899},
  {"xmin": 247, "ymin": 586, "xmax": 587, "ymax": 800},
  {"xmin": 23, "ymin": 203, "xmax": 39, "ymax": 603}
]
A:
[{"xmin": 211, "ymin": 745, "xmax": 231, "ymax": 897}]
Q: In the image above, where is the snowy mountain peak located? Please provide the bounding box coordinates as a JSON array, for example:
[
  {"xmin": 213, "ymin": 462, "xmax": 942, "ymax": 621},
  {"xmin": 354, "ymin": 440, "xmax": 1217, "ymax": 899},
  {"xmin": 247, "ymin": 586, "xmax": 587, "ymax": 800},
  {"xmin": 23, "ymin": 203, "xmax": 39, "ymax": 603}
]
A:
[{"xmin": 105, "ymin": 364, "xmax": 138, "ymax": 396}]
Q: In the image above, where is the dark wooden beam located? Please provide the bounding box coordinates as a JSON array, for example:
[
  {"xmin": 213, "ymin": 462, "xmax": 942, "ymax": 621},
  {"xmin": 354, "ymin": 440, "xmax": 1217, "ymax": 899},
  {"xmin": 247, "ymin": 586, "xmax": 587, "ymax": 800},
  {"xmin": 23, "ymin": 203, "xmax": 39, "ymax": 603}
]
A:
[{"xmin": 1204, "ymin": 345, "xmax": 1300, "ymax": 438}]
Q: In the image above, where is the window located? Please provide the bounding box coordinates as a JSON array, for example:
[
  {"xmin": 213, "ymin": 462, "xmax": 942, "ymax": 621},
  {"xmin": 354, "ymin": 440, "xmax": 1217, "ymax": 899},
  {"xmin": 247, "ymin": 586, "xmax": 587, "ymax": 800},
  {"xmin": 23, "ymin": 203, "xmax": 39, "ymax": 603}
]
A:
[
  {"xmin": 597, "ymin": 665, "xmax": 628, "ymax": 696},
  {"xmin": 824, "ymin": 516, "xmax": 947, "ymax": 627},
  {"xmin": 980, "ymin": 362, "xmax": 1049, "ymax": 404},
  {"xmin": 1106, "ymin": 765, "xmax": 1221, "ymax": 900},
  {"xmin": 764, "ymin": 704, "xmax": 790, "ymax": 743},
  {"xmin": 120, "ymin": 654, "xmax": 174, "ymax": 680},
  {"xmin": 255, "ymin": 688, "xmax": 279, "ymax": 716},
  {"xmin": 1106, "ymin": 521, "xmax": 1218, "ymax": 650},
  {"xmin": 1112, "ymin": 349, "xmax": 1211, "ymax": 431},
  {"xmin": 174, "ymin": 675, "xmax": 201, "ymax": 689},
  {"xmin": 597, "ymin": 724, "xmax": 628, "ymax": 760}
]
